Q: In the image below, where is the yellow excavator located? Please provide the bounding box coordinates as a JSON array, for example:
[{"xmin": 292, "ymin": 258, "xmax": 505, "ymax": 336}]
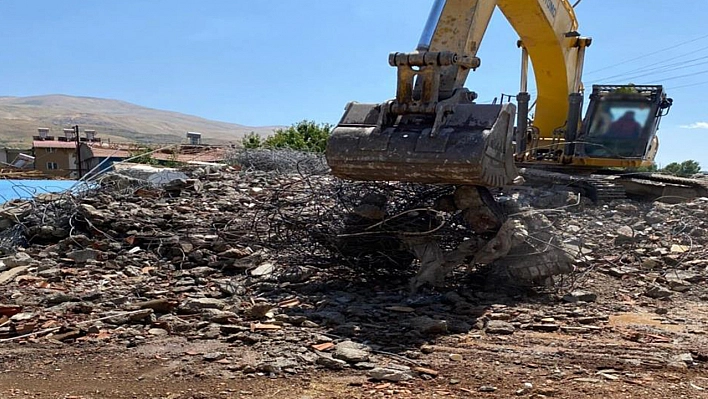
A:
[{"xmin": 326, "ymin": 0, "xmax": 682, "ymax": 200}]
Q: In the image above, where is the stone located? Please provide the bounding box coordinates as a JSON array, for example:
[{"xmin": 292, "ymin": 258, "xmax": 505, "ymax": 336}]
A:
[
  {"xmin": 671, "ymin": 244, "xmax": 690, "ymax": 253},
  {"xmin": 250, "ymin": 262, "xmax": 275, "ymax": 277},
  {"xmin": 641, "ymin": 257, "xmax": 663, "ymax": 269},
  {"xmin": 410, "ymin": 316, "xmax": 448, "ymax": 335},
  {"xmin": 148, "ymin": 328, "xmax": 169, "ymax": 336},
  {"xmin": 44, "ymin": 292, "xmax": 80, "ymax": 305},
  {"xmin": 79, "ymin": 203, "xmax": 106, "ymax": 219},
  {"xmin": 530, "ymin": 323, "xmax": 560, "ymax": 332},
  {"xmin": 37, "ymin": 267, "xmax": 62, "ymax": 279},
  {"xmin": 179, "ymin": 297, "xmax": 226, "ymax": 313},
  {"xmin": 0, "ymin": 252, "xmax": 33, "ymax": 268},
  {"xmin": 0, "ymin": 266, "xmax": 29, "ymax": 285},
  {"xmin": 562, "ymin": 290, "xmax": 597, "ymax": 303},
  {"xmin": 644, "ymin": 285, "xmax": 673, "ymax": 299},
  {"xmin": 66, "ymin": 249, "xmax": 101, "ymax": 263},
  {"xmin": 203, "ymin": 352, "xmax": 227, "ymax": 362},
  {"xmin": 316, "ymin": 354, "xmax": 348, "ymax": 370},
  {"xmin": 615, "ymin": 203, "xmax": 639, "ymax": 214},
  {"xmin": 673, "ymin": 353, "xmax": 694, "ymax": 364},
  {"xmin": 333, "ymin": 341, "xmax": 370, "ymax": 363},
  {"xmin": 485, "ymin": 320, "xmax": 516, "ymax": 335},
  {"xmin": 644, "ymin": 211, "xmax": 664, "ymax": 224},
  {"xmin": 218, "ymin": 248, "xmax": 251, "ymax": 259},
  {"xmin": 368, "ymin": 367, "xmax": 413, "ymax": 382},
  {"xmin": 478, "ymin": 386, "xmax": 498, "ymax": 392},
  {"xmin": 615, "ymin": 226, "xmax": 636, "ymax": 244}
]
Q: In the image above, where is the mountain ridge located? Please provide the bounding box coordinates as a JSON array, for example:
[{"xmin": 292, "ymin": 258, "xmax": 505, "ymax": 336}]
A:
[{"xmin": 0, "ymin": 94, "xmax": 277, "ymax": 147}]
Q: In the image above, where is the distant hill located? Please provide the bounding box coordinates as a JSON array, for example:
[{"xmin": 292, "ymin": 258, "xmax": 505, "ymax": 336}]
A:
[{"xmin": 0, "ymin": 94, "xmax": 277, "ymax": 147}]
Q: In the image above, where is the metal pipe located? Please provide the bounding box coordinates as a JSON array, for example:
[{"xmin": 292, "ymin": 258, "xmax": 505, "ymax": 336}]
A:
[
  {"xmin": 565, "ymin": 93, "xmax": 583, "ymax": 157},
  {"xmin": 573, "ymin": 45, "xmax": 587, "ymax": 93},
  {"xmin": 417, "ymin": 0, "xmax": 447, "ymax": 51},
  {"xmin": 520, "ymin": 46, "xmax": 529, "ymax": 93},
  {"xmin": 516, "ymin": 92, "xmax": 531, "ymax": 154}
]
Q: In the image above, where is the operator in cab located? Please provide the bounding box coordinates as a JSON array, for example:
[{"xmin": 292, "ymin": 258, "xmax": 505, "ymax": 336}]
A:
[{"xmin": 608, "ymin": 111, "xmax": 642, "ymax": 138}]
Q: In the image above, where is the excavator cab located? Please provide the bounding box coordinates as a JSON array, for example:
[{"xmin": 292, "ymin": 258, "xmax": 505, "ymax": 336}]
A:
[{"xmin": 574, "ymin": 85, "xmax": 672, "ymax": 161}]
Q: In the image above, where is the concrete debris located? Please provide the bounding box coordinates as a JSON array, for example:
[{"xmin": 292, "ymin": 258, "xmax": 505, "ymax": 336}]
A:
[
  {"xmin": 485, "ymin": 320, "xmax": 516, "ymax": 335},
  {"xmin": 0, "ymin": 158, "xmax": 705, "ymax": 383}
]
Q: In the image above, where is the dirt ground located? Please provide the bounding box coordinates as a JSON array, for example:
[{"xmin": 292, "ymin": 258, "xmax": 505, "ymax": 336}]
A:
[{"xmin": 1, "ymin": 304, "xmax": 707, "ymax": 399}]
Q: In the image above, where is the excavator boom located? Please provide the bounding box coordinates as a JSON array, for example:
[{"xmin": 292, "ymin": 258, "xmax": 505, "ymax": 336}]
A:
[{"xmin": 326, "ymin": 0, "xmax": 672, "ymax": 185}]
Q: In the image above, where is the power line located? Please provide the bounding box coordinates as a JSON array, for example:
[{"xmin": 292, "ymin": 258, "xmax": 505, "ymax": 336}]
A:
[
  {"xmin": 591, "ymin": 59, "xmax": 708, "ymax": 84},
  {"xmin": 655, "ymin": 69, "xmax": 708, "ymax": 83},
  {"xmin": 585, "ymin": 33, "xmax": 708, "ymax": 75},
  {"xmin": 667, "ymin": 79, "xmax": 708, "ymax": 91},
  {"xmin": 594, "ymin": 50, "xmax": 708, "ymax": 82}
]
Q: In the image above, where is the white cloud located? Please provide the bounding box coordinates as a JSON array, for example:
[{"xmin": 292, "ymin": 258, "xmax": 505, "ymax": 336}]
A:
[{"xmin": 680, "ymin": 122, "xmax": 708, "ymax": 129}]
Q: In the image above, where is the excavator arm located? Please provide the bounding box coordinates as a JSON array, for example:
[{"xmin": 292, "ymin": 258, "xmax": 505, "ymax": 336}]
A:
[{"xmin": 326, "ymin": 0, "xmax": 670, "ymax": 185}]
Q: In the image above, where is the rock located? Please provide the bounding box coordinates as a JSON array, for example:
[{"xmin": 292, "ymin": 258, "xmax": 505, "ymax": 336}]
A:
[
  {"xmin": 66, "ymin": 249, "xmax": 101, "ymax": 263},
  {"xmin": 449, "ymin": 354, "xmax": 463, "ymax": 361},
  {"xmin": 44, "ymin": 292, "xmax": 80, "ymax": 305},
  {"xmin": 644, "ymin": 285, "xmax": 673, "ymax": 299},
  {"xmin": 615, "ymin": 203, "xmax": 639, "ymax": 214},
  {"xmin": 562, "ymin": 290, "xmax": 597, "ymax": 303},
  {"xmin": 79, "ymin": 204, "xmax": 106, "ymax": 219},
  {"xmin": 0, "ymin": 252, "xmax": 33, "ymax": 268},
  {"xmin": 641, "ymin": 257, "xmax": 663, "ymax": 269},
  {"xmin": 250, "ymin": 262, "xmax": 275, "ymax": 277},
  {"xmin": 218, "ymin": 248, "xmax": 251, "ymax": 259},
  {"xmin": 368, "ymin": 367, "xmax": 413, "ymax": 382},
  {"xmin": 148, "ymin": 328, "xmax": 169, "ymax": 336},
  {"xmin": 673, "ymin": 353, "xmax": 694, "ymax": 364},
  {"xmin": 316, "ymin": 354, "xmax": 348, "ymax": 370},
  {"xmin": 666, "ymin": 279, "xmax": 691, "ymax": 293},
  {"xmin": 37, "ymin": 267, "xmax": 62, "ymax": 279},
  {"xmin": 485, "ymin": 320, "xmax": 516, "ymax": 335},
  {"xmin": 448, "ymin": 320, "xmax": 472, "ymax": 334},
  {"xmin": 203, "ymin": 352, "xmax": 227, "ymax": 362},
  {"xmin": 179, "ymin": 297, "xmax": 226, "ymax": 313},
  {"xmin": 644, "ymin": 211, "xmax": 664, "ymax": 225},
  {"xmin": 311, "ymin": 311, "xmax": 346, "ymax": 326},
  {"xmin": 201, "ymin": 309, "xmax": 238, "ymax": 323},
  {"xmin": 615, "ymin": 226, "xmax": 636, "ymax": 244},
  {"xmin": 478, "ymin": 386, "xmax": 498, "ymax": 392},
  {"xmin": 410, "ymin": 316, "xmax": 448, "ymax": 335},
  {"xmin": 333, "ymin": 341, "xmax": 370, "ymax": 363},
  {"xmin": 530, "ymin": 323, "xmax": 560, "ymax": 332},
  {"xmin": 135, "ymin": 298, "xmax": 177, "ymax": 313},
  {"xmin": 671, "ymin": 244, "xmax": 690, "ymax": 253},
  {"xmin": 0, "ymin": 265, "xmax": 29, "ymax": 285},
  {"xmin": 246, "ymin": 303, "xmax": 273, "ymax": 320},
  {"xmin": 258, "ymin": 357, "xmax": 299, "ymax": 373}
]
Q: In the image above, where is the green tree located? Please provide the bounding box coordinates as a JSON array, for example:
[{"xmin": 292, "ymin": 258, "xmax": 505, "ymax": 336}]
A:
[
  {"xmin": 242, "ymin": 132, "xmax": 264, "ymax": 149},
  {"xmin": 629, "ymin": 163, "xmax": 658, "ymax": 173},
  {"xmin": 263, "ymin": 120, "xmax": 331, "ymax": 153},
  {"xmin": 129, "ymin": 148, "xmax": 159, "ymax": 165},
  {"xmin": 662, "ymin": 160, "xmax": 701, "ymax": 177}
]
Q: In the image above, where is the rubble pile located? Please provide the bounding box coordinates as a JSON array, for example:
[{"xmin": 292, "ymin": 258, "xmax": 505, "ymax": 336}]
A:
[{"xmin": 0, "ymin": 162, "xmax": 706, "ymax": 379}]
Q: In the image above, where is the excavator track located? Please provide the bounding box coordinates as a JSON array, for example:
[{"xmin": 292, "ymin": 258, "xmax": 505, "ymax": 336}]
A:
[
  {"xmin": 520, "ymin": 168, "xmax": 708, "ymax": 203},
  {"xmin": 518, "ymin": 168, "xmax": 625, "ymax": 202},
  {"xmin": 613, "ymin": 173, "xmax": 708, "ymax": 202}
]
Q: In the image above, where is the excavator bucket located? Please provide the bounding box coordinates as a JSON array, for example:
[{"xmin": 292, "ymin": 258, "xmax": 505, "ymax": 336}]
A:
[{"xmin": 326, "ymin": 102, "xmax": 519, "ymax": 186}]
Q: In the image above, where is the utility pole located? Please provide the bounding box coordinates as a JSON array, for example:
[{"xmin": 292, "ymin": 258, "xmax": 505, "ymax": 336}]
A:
[{"xmin": 74, "ymin": 125, "xmax": 82, "ymax": 179}]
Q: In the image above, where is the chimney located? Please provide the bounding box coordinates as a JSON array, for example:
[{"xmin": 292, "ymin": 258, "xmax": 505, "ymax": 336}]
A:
[
  {"xmin": 85, "ymin": 130, "xmax": 96, "ymax": 141},
  {"xmin": 37, "ymin": 128, "xmax": 49, "ymax": 139},
  {"xmin": 187, "ymin": 131, "xmax": 202, "ymax": 145},
  {"xmin": 63, "ymin": 128, "xmax": 75, "ymax": 141}
]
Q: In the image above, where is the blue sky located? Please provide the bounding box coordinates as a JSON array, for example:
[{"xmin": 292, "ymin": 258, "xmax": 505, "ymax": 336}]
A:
[{"xmin": 1, "ymin": 1, "xmax": 707, "ymax": 167}]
